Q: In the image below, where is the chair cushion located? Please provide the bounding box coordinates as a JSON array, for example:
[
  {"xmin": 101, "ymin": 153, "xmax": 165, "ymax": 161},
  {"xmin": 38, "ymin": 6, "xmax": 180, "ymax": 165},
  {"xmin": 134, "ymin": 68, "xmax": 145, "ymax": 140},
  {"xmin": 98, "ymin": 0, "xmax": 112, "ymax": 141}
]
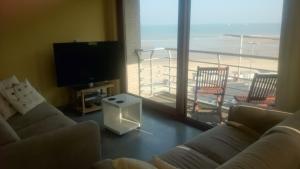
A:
[
  {"xmin": 233, "ymin": 95, "xmax": 248, "ymax": 102},
  {"xmin": 184, "ymin": 124, "xmax": 259, "ymax": 164},
  {"xmin": 8, "ymin": 102, "xmax": 62, "ymax": 131},
  {"xmin": 197, "ymin": 87, "xmax": 224, "ymax": 95},
  {"xmin": 158, "ymin": 146, "xmax": 219, "ymax": 169},
  {"xmin": 0, "ymin": 115, "xmax": 20, "ymax": 146}
]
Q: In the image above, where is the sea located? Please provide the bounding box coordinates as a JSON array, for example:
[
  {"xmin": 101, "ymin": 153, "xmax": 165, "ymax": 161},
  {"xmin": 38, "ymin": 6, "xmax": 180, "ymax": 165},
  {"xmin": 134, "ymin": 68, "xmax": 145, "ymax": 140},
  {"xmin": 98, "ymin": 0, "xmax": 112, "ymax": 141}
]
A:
[{"xmin": 141, "ymin": 23, "xmax": 281, "ymax": 57}]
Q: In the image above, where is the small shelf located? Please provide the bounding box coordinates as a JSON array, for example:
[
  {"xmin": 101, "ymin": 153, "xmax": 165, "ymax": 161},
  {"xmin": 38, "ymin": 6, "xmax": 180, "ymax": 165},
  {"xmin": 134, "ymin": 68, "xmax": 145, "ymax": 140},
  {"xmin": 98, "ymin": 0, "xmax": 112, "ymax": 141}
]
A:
[
  {"xmin": 78, "ymin": 104, "xmax": 102, "ymax": 114},
  {"xmin": 74, "ymin": 82, "xmax": 115, "ymax": 115}
]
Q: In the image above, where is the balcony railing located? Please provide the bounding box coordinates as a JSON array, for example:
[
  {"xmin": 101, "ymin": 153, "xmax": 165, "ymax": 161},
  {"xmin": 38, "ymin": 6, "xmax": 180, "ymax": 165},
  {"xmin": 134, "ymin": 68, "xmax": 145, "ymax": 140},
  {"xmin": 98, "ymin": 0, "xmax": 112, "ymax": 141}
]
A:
[{"xmin": 135, "ymin": 47, "xmax": 278, "ymax": 111}]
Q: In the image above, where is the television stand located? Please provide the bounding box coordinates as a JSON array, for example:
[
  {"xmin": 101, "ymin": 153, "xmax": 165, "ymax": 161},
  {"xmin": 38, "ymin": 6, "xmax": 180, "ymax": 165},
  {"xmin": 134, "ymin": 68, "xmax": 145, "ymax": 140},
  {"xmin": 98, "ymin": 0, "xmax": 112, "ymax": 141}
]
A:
[{"xmin": 74, "ymin": 82, "xmax": 115, "ymax": 115}]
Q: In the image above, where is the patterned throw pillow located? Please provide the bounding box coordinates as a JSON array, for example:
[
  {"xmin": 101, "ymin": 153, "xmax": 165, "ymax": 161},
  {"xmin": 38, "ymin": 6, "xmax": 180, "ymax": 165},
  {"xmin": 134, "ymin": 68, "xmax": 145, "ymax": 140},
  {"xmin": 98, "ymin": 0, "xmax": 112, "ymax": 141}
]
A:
[
  {"xmin": 0, "ymin": 76, "xmax": 19, "ymax": 120},
  {"xmin": 2, "ymin": 80, "xmax": 45, "ymax": 115},
  {"xmin": 0, "ymin": 95, "xmax": 17, "ymax": 120},
  {"xmin": 0, "ymin": 76, "xmax": 20, "ymax": 91}
]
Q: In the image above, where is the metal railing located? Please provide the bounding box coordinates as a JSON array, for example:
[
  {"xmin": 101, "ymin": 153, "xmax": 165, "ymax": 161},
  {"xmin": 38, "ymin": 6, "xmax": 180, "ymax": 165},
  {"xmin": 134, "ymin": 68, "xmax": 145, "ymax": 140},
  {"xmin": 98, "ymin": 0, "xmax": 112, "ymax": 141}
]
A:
[{"xmin": 135, "ymin": 47, "xmax": 278, "ymax": 107}]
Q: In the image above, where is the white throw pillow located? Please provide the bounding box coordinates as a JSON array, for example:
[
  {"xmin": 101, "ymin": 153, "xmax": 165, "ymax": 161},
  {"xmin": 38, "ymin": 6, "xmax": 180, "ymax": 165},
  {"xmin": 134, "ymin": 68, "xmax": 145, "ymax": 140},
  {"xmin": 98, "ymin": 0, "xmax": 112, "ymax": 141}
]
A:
[
  {"xmin": 0, "ymin": 95, "xmax": 17, "ymax": 120},
  {"xmin": 0, "ymin": 75, "xmax": 19, "ymax": 91},
  {"xmin": 0, "ymin": 76, "xmax": 19, "ymax": 120},
  {"xmin": 2, "ymin": 80, "xmax": 45, "ymax": 115}
]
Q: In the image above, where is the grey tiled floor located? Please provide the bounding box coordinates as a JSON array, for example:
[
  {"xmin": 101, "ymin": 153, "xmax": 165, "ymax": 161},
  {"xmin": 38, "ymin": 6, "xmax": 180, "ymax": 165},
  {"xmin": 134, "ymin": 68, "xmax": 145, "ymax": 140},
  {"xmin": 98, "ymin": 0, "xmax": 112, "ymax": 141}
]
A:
[{"xmin": 63, "ymin": 107, "xmax": 202, "ymax": 161}]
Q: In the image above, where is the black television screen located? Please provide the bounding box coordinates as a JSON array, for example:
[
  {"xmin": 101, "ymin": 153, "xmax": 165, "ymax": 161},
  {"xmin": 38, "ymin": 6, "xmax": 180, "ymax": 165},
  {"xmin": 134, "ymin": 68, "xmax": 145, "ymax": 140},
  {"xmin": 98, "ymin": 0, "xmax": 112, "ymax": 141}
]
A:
[{"xmin": 53, "ymin": 41, "xmax": 122, "ymax": 87}]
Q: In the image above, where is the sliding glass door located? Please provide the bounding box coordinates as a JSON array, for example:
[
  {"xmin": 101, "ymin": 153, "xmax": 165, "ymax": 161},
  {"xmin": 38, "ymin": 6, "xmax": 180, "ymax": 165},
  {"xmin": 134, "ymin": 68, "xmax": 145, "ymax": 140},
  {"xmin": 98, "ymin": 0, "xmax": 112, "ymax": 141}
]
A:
[
  {"xmin": 186, "ymin": 0, "xmax": 283, "ymax": 125},
  {"xmin": 122, "ymin": 0, "xmax": 283, "ymax": 125},
  {"xmin": 124, "ymin": 0, "xmax": 179, "ymax": 109}
]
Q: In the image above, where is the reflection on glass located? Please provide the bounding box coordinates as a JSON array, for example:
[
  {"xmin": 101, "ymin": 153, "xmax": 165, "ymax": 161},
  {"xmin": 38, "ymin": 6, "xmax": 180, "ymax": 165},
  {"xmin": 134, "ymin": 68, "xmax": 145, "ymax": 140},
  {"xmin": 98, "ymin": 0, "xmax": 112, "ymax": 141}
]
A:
[
  {"xmin": 136, "ymin": 0, "xmax": 179, "ymax": 108},
  {"xmin": 186, "ymin": 0, "xmax": 283, "ymax": 125}
]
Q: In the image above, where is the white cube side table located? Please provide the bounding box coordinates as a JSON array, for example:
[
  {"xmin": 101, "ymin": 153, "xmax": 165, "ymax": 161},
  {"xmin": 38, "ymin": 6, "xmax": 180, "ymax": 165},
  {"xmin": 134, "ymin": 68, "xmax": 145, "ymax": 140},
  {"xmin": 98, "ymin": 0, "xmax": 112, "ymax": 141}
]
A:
[{"xmin": 102, "ymin": 94, "xmax": 142, "ymax": 135}]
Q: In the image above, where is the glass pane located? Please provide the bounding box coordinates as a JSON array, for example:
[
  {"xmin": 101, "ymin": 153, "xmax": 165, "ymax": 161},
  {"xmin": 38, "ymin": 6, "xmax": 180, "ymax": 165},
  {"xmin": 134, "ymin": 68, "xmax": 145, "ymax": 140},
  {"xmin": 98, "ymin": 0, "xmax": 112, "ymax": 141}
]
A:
[
  {"xmin": 125, "ymin": 0, "xmax": 179, "ymax": 108},
  {"xmin": 187, "ymin": 0, "xmax": 283, "ymax": 125}
]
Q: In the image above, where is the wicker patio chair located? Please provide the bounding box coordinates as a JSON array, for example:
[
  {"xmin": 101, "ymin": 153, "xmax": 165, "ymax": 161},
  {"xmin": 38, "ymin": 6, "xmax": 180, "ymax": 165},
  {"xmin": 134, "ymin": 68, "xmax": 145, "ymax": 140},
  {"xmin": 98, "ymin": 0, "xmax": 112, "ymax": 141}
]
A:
[
  {"xmin": 234, "ymin": 73, "xmax": 278, "ymax": 107},
  {"xmin": 192, "ymin": 66, "xmax": 229, "ymax": 122}
]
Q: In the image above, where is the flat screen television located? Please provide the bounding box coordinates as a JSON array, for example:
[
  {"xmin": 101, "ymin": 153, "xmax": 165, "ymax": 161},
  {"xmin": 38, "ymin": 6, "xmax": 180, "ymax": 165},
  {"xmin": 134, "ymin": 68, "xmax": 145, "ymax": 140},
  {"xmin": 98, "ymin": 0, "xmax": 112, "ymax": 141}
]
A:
[{"xmin": 53, "ymin": 41, "xmax": 122, "ymax": 87}]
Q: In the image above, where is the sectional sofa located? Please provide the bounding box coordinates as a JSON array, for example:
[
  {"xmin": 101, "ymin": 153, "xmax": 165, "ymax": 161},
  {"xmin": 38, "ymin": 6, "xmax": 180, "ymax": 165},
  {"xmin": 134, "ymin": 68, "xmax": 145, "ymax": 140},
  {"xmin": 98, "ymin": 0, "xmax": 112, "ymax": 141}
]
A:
[
  {"xmin": 0, "ymin": 102, "xmax": 101, "ymax": 169},
  {"xmin": 1, "ymin": 101, "xmax": 299, "ymax": 169},
  {"xmin": 93, "ymin": 105, "xmax": 300, "ymax": 169}
]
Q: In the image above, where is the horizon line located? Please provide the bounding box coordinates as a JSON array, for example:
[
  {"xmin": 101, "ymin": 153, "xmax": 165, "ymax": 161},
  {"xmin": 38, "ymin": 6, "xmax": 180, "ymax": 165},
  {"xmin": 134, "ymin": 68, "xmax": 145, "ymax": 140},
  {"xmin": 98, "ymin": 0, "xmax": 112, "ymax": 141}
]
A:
[{"xmin": 141, "ymin": 22, "xmax": 282, "ymax": 26}]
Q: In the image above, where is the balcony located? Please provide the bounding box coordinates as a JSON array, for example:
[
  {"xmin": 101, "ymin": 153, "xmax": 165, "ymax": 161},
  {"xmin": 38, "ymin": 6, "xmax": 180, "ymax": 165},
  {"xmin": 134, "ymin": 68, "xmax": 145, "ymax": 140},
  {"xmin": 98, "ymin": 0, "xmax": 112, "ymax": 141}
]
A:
[{"xmin": 130, "ymin": 35, "xmax": 279, "ymax": 124}]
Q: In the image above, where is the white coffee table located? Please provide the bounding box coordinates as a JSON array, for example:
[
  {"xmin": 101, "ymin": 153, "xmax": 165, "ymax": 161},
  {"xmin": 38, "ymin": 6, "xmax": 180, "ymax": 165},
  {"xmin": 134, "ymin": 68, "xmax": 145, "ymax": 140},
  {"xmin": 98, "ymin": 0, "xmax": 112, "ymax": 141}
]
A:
[{"xmin": 102, "ymin": 94, "xmax": 142, "ymax": 135}]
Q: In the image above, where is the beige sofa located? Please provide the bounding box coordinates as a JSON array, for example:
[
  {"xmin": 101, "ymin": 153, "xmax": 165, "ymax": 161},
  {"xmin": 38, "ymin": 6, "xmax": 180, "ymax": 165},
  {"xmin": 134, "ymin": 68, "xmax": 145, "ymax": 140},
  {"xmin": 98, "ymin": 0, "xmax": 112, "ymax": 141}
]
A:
[
  {"xmin": 0, "ymin": 102, "xmax": 101, "ymax": 169},
  {"xmin": 93, "ymin": 105, "xmax": 300, "ymax": 169}
]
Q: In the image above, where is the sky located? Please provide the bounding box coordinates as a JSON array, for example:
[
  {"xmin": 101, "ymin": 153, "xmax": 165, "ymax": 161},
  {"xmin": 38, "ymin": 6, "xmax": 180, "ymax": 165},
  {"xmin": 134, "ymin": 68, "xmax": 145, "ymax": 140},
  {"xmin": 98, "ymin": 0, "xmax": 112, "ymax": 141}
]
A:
[{"xmin": 140, "ymin": 0, "xmax": 284, "ymax": 25}]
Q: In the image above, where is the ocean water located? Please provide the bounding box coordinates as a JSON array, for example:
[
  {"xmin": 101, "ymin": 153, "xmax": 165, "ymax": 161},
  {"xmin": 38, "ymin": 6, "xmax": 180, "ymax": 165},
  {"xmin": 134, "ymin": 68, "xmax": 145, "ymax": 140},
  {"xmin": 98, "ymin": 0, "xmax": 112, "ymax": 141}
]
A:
[{"xmin": 141, "ymin": 23, "xmax": 281, "ymax": 57}]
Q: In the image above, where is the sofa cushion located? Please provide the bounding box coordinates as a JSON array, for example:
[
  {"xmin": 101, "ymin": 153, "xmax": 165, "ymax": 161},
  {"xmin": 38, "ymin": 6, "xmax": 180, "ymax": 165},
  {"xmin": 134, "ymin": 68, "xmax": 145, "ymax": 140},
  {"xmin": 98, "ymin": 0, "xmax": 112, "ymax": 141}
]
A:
[
  {"xmin": 0, "ymin": 115, "xmax": 20, "ymax": 146},
  {"xmin": 184, "ymin": 124, "xmax": 260, "ymax": 164},
  {"xmin": 263, "ymin": 109, "xmax": 300, "ymax": 137},
  {"xmin": 112, "ymin": 158, "xmax": 157, "ymax": 169},
  {"xmin": 217, "ymin": 132, "xmax": 300, "ymax": 169},
  {"xmin": 228, "ymin": 105, "xmax": 291, "ymax": 134},
  {"xmin": 16, "ymin": 114, "xmax": 75, "ymax": 139},
  {"xmin": 8, "ymin": 102, "xmax": 62, "ymax": 131},
  {"xmin": 92, "ymin": 159, "xmax": 115, "ymax": 169},
  {"xmin": 152, "ymin": 157, "xmax": 179, "ymax": 169},
  {"xmin": 158, "ymin": 145, "xmax": 219, "ymax": 169}
]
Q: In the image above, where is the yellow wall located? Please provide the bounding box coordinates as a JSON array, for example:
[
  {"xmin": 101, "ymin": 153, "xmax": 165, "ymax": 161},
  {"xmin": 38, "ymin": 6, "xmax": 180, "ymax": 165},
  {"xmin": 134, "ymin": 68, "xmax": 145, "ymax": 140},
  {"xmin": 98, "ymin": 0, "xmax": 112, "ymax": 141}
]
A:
[{"xmin": 0, "ymin": 0, "xmax": 117, "ymax": 106}]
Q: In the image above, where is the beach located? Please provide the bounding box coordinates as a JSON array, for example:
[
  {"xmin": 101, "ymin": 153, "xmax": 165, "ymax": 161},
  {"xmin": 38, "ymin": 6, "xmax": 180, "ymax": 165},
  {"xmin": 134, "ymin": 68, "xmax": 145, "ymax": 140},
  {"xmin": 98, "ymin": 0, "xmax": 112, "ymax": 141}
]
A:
[{"xmin": 127, "ymin": 24, "xmax": 280, "ymax": 114}]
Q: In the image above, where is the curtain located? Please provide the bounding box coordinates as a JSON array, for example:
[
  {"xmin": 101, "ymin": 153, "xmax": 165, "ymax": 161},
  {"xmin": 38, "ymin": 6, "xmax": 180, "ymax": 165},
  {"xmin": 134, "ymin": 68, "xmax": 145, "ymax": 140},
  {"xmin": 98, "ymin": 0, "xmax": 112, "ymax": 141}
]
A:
[{"xmin": 277, "ymin": 0, "xmax": 300, "ymax": 112}]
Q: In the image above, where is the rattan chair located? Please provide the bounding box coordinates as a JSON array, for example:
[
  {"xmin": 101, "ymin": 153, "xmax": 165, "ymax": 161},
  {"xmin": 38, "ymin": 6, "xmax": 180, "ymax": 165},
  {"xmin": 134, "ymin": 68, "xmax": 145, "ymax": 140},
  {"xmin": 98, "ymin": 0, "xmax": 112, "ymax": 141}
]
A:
[
  {"xmin": 192, "ymin": 66, "xmax": 229, "ymax": 122},
  {"xmin": 234, "ymin": 73, "xmax": 277, "ymax": 107}
]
